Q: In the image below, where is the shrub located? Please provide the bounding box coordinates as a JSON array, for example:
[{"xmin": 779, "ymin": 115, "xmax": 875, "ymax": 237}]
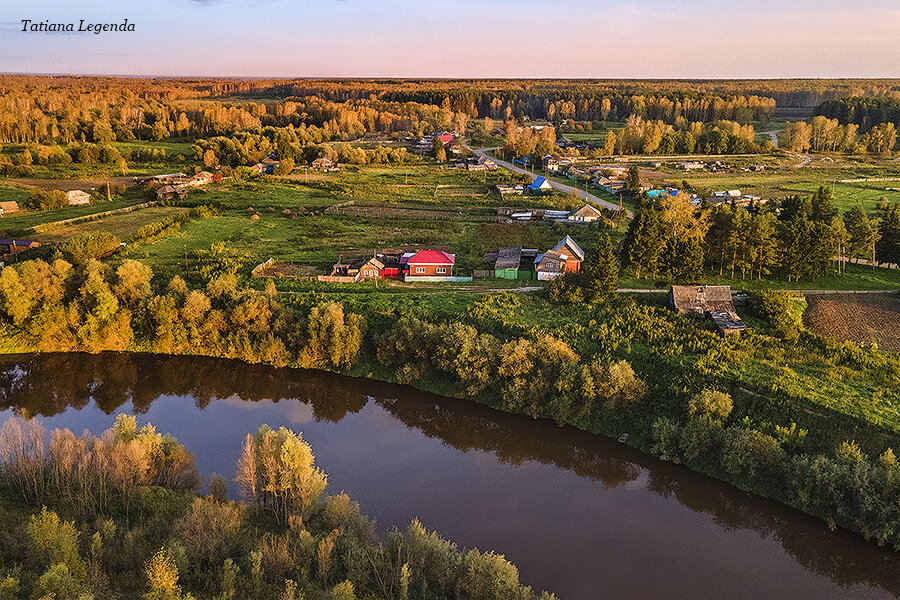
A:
[
  {"xmin": 58, "ymin": 233, "xmax": 121, "ymax": 264},
  {"xmin": 688, "ymin": 389, "xmax": 733, "ymax": 421}
]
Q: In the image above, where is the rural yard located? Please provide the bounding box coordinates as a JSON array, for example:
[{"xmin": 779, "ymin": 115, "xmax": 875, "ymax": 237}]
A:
[{"xmin": 804, "ymin": 293, "xmax": 900, "ymax": 351}]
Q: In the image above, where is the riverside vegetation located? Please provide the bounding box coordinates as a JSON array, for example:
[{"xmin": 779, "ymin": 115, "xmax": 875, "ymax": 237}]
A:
[
  {"xmin": 0, "ymin": 254, "xmax": 897, "ymax": 557},
  {"xmin": 0, "ymin": 414, "xmax": 553, "ymax": 599}
]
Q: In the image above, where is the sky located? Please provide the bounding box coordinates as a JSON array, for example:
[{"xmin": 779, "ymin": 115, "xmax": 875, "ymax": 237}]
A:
[{"xmin": 0, "ymin": 0, "xmax": 898, "ymax": 78}]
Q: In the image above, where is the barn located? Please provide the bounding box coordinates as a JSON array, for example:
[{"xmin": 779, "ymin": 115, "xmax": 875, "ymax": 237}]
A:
[{"xmin": 669, "ymin": 285, "xmax": 747, "ymax": 336}]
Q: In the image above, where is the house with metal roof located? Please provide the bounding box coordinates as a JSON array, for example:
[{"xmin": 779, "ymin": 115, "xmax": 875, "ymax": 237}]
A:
[
  {"xmin": 527, "ymin": 176, "xmax": 553, "ymax": 194},
  {"xmin": 534, "ymin": 236, "xmax": 584, "ymax": 280}
]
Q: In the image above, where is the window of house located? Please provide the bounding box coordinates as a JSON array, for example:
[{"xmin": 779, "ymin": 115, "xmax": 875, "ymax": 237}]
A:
[
  {"xmin": 415, "ymin": 267, "xmax": 425, "ymax": 274},
  {"xmin": 436, "ymin": 267, "xmax": 447, "ymax": 274}
]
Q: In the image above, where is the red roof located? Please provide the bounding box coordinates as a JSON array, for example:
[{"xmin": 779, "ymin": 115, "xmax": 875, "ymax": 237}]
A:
[
  {"xmin": 407, "ymin": 250, "xmax": 455, "ymax": 265},
  {"xmin": 437, "ymin": 133, "xmax": 453, "ymax": 144}
]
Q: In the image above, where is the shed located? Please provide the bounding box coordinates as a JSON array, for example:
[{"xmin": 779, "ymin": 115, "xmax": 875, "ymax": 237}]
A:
[
  {"xmin": 494, "ymin": 246, "xmax": 522, "ymax": 279},
  {"xmin": 66, "ymin": 190, "xmax": 91, "ymax": 205},
  {"xmin": 157, "ymin": 185, "xmax": 187, "ymax": 201},
  {"xmin": 669, "ymin": 285, "xmax": 747, "ymax": 337}
]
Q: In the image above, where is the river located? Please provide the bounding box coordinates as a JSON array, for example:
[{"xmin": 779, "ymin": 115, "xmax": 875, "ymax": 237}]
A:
[{"xmin": 0, "ymin": 353, "xmax": 897, "ymax": 599}]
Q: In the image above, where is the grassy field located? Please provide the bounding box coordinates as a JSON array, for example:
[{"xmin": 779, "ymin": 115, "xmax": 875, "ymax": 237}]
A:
[
  {"xmin": 675, "ymin": 157, "xmax": 900, "ymax": 214},
  {"xmin": 34, "ymin": 206, "xmax": 188, "ymax": 243},
  {"xmin": 0, "ymin": 188, "xmax": 150, "ymax": 238}
]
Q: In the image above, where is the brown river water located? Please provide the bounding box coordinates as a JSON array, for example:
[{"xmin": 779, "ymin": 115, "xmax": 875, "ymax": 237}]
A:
[{"xmin": 0, "ymin": 353, "xmax": 897, "ymax": 599}]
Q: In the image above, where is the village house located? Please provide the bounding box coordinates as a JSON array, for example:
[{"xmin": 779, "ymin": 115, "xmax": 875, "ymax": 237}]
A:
[
  {"xmin": 496, "ymin": 184, "xmax": 525, "ymax": 195},
  {"xmin": 467, "ymin": 156, "xmax": 497, "ymax": 171},
  {"xmin": 252, "ymin": 155, "xmax": 280, "ymax": 174},
  {"xmin": 527, "ymin": 176, "xmax": 553, "ymax": 195},
  {"xmin": 568, "ymin": 204, "xmax": 604, "ymax": 223},
  {"xmin": 534, "ymin": 235, "xmax": 584, "ymax": 280},
  {"xmin": 0, "ymin": 238, "xmax": 40, "ymax": 258},
  {"xmin": 327, "ymin": 256, "xmax": 385, "ymax": 281},
  {"xmin": 312, "ymin": 157, "xmax": 339, "ymax": 171},
  {"xmin": 144, "ymin": 172, "xmax": 190, "ymax": 185},
  {"xmin": 676, "ymin": 161, "xmax": 705, "ymax": 171},
  {"xmin": 66, "ymin": 190, "xmax": 91, "ymax": 205},
  {"xmin": 184, "ymin": 171, "xmax": 214, "ymax": 187},
  {"xmin": 156, "ymin": 185, "xmax": 187, "ymax": 201},
  {"xmin": 668, "ymin": 285, "xmax": 747, "ymax": 337},
  {"xmin": 403, "ymin": 250, "xmax": 455, "ymax": 279}
]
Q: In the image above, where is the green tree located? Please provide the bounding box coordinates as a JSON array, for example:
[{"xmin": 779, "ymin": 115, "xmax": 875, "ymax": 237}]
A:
[
  {"xmin": 622, "ymin": 165, "xmax": 641, "ymax": 198},
  {"xmin": 844, "ymin": 205, "xmax": 881, "ymax": 266},
  {"xmin": 876, "ymin": 202, "xmax": 900, "ymax": 266},
  {"xmin": 236, "ymin": 425, "xmax": 328, "ymax": 524},
  {"xmin": 580, "ymin": 233, "xmax": 618, "ymax": 302},
  {"xmin": 688, "ymin": 389, "xmax": 733, "ymax": 422},
  {"xmin": 622, "ymin": 207, "xmax": 663, "ymax": 279}
]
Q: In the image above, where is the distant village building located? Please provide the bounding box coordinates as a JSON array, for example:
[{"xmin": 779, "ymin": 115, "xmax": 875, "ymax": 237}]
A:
[
  {"xmin": 403, "ymin": 250, "xmax": 455, "ymax": 278},
  {"xmin": 496, "ymin": 184, "xmax": 525, "ymax": 195},
  {"xmin": 534, "ymin": 235, "xmax": 584, "ymax": 280},
  {"xmin": 251, "ymin": 155, "xmax": 280, "ymax": 174},
  {"xmin": 467, "ymin": 156, "xmax": 497, "ymax": 171},
  {"xmin": 156, "ymin": 185, "xmax": 187, "ymax": 201},
  {"xmin": 312, "ymin": 157, "xmax": 338, "ymax": 171},
  {"xmin": 0, "ymin": 238, "xmax": 40, "ymax": 258},
  {"xmin": 568, "ymin": 204, "xmax": 603, "ymax": 223},
  {"xmin": 66, "ymin": 190, "xmax": 91, "ymax": 205},
  {"xmin": 184, "ymin": 171, "xmax": 214, "ymax": 187},
  {"xmin": 527, "ymin": 176, "xmax": 553, "ymax": 194},
  {"xmin": 145, "ymin": 172, "xmax": 190, "ymax": 185},
  {"xmin": 669, "ymin": 285, "xmax": 747, "ymax": 337},
  {"xmin": 676, "ymin": 161, "xmax": 705, "ymax": 171}
]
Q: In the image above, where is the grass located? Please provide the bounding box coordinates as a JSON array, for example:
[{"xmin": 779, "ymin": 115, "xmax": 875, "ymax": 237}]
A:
[{"xmin": 34, "ymin": 206, "xmax": 188, "ymax": 243}]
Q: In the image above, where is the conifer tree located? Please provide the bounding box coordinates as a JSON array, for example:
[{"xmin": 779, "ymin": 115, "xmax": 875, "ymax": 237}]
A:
[
  {"xmin": 876, "ymin": 202, "xmax": 900, "ymax": 266},
  {"xmin": 622, "ymin": 207, "xmax": 663, "ymax": 279},
  {"xmin": 581, "ymin": 234, "xmax": 619, "ymax": 303}
]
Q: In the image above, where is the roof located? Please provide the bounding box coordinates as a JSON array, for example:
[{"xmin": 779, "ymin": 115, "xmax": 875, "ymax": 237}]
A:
[
  {"xmin": 570, "ymin": 204, "xmax": 603, "ymax": 218},
  {"xmin": 0, "ymin": 239, "xmax": 37, "ymax": 247},
  {"xmin": 528, "ymin": 176, "xmax": 552, "ymax": 190},
  {"xmin": 362, "ymin": 257, "xmax": 385, "ymax": 270},
  {"xmin": 407, "ymin": 250, "xmax": 455, "ymax": 265},
  {"xmin": 494, "ymin": 246, "xmax": 522, "ymax": 270},
  {"xmin": 66, "ymin": 190, "xmax": 89, "ymax": 197},
  {"xmin": 551, "ymin": 236, "xmax": 585, "ymax": 261},
  {"xmin": 670, "ymin": 285, "xmax": 735, "ymax": 313}
]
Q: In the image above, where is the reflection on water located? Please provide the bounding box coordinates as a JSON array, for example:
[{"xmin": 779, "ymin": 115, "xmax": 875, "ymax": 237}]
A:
[{"xmin": 1, "ymin": 353, "xmax": 898, "ymax": 600}]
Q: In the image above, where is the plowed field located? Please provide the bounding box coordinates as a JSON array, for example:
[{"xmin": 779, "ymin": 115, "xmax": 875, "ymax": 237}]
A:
[{"xmin": 803, "ymin": 293, "xmax": 900, "ymax": 351}]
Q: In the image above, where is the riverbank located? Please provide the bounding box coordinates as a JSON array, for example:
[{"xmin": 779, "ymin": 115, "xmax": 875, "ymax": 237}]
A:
[
  {"xmin": 0, "ymin": 255, "xmax": 897, "ymax": 553},
  {"xmin": 2, "ymin": 352, "xmax": 899, "ymax": 599}
]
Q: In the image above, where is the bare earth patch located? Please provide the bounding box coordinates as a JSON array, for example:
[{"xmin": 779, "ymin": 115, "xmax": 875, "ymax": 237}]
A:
[{"xmin": 804, "ymin": 293, "xmax": 900, "ymax": 351}]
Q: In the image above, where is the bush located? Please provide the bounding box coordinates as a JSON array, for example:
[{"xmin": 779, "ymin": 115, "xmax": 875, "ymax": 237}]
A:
[
  {"xmin": 58, "ymin": 233, "xmax": 121, "ymax": 264},
  {"xmin": 750, "ymin": 289, "xmax": 801, "ymax": 339},
  {"xmin": 27, "ymin": 189, "xmax": 67, "ymax": 211},
  {"xmin": 688, "ymin": 389, "xmax": 733, "ymax": 421}
]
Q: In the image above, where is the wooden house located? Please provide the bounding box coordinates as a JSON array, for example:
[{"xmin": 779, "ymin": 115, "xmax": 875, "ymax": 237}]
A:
[
  {"xmin": 669, "ymin": 285, "xmax": 747, "ymax": 337},
  {"xmin": 186, "ymin": 171, "xmax": 214, "ymax": 187},
  {"xmin": 534, "ymin": 236, "xmax": 584, "ymax": 280},
  {"xmin": 0, "ymin": 238, "xmax": 40, "ymax": 257},
  {"xmin": 66, "ymin": 190, "xmax": 91, "ymax": 205},
  {"xmin": 312, "ymin": 157, "xmax": 337, "ymax": 171},
  {"xmin": 568, "ymin": 204, "xmax": 603, "ymax": 223},
  {"xmin": 156, "ymin": 185, "xmax": 187, "ymax": 201}
]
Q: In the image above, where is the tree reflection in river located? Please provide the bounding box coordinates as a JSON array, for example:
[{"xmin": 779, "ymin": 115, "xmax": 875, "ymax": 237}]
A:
[{"xmin": 0, "ymin": 352, "xmax": 898, "ymax": 597}]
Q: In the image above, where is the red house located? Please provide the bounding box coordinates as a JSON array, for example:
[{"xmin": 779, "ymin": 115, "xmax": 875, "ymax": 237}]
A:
[{"xmin": 403, "ymin": 250, "xmax": 455, "ymax": 278}]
